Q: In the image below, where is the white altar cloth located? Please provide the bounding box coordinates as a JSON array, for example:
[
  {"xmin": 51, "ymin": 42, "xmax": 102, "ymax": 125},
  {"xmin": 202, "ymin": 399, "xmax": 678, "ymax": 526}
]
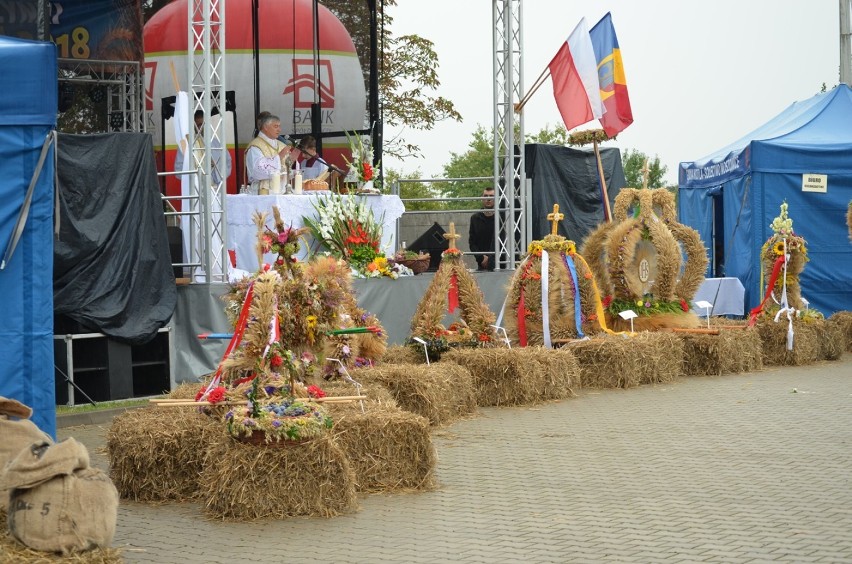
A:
[
  {"xmin": 692, "ymin": 277, "xmax": 745, "ymax": 316},
  {"xmin": 225, "ymin": 193, "xmax": 405, "ymax": 271}
]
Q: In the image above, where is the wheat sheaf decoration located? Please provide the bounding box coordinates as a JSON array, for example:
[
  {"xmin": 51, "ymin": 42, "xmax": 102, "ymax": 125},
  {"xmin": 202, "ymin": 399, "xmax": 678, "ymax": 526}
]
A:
[{"xmin": 580, "ymin": 187, "xmax": 707, "ymax": 332}]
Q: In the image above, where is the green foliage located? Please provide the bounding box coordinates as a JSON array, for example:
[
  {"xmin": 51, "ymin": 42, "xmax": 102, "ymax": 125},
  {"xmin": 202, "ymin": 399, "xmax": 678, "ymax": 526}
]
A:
[
  {"xmin": 385, "ymin": 168, "xmax": 447, "ymax": 211},
  {"xmin": 621, "ymin": 149, "xmax": 668, "ymax": 189},
  {"xmin": 438, "ymin": 126, "xmax": 495, "ymax": 210},
  {"xmin": 526, "ymin": 123, "xmax": 570, "ymax": 145}
]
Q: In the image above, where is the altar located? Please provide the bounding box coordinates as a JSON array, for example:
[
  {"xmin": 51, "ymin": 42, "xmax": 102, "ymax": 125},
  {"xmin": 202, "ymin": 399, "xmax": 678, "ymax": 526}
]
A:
[{"xmin": 225, "ymin": 193, "xmax": 405, "ymax": 271}]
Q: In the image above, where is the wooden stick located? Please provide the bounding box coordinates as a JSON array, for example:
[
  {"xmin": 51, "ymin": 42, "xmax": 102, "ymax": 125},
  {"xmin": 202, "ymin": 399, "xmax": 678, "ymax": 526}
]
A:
[
  {"xmin": 667, "ymin": 327, "xmax": 720, "ymax": 335},
  {"xmin": 169, "ymin": 61, "xmax": 181, "ymax": 93},
  {"xmin": 150, "ymin": 395, "xmax": 367, "ymax": 407},
  {"xmin": 593, "ymin": 139, "xmax": 613, "ymax": 222},
  {"xmin": 514, "ymin": 65, "xmax": 551, "ymax": 113}
]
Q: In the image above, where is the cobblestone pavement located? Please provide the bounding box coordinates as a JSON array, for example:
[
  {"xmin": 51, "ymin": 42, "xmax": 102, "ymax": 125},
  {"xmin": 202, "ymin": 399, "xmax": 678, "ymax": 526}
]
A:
[{"xmin": 60, "ymin": 355, "xmax": 852, "ymax": 563}]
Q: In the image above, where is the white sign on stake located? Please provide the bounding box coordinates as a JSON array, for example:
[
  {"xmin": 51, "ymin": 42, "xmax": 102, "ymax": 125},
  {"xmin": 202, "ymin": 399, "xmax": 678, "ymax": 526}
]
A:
[
  {"xmin": 412, "ymin": 336, "xmax": 430, "ymax": 365},
  {"xmin": 618, "ymin": 309, "xmax": 638, "ymax": 333},
  {"xmin": 694, "ymin": 300, "xmax": 713, "ymax": 328}
]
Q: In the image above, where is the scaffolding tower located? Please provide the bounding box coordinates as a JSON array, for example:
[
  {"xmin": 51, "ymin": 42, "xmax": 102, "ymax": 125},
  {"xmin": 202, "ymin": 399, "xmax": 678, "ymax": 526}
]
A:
[
  {"xmin": 186, "ymin": 0, "xmax": 228, "ymax": 283},
  {"xmin": 492, "ymin": 0, "xmax": 527, "ymax": 270}
]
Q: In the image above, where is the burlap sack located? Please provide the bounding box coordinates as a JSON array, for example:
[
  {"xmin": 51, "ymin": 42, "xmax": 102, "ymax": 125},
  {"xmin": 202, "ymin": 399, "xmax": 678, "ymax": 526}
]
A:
[
  {"xmin": 7, "ymin": 467, "xmax": 119, "ymax": 554},
  {"xmin": 0, "ymin": 397, "xmax": 53, "ymax": 510},
  {"xmin": 3, "ymin": 439, "xmax": 118, "ymax": 554},
  {"xmin": 0, "ymin": 439, "xmax": 88, "ymax": 491}
]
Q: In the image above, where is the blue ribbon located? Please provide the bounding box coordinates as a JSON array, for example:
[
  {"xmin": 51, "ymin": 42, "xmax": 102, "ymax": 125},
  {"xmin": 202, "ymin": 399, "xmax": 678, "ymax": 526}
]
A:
[{"xmin": 563, "ymin": 254, "xmax": 585, "ymax": 338}]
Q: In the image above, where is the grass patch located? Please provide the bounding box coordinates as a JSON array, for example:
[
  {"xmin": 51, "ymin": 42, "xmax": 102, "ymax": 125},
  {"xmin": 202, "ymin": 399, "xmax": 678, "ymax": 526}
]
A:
[{"xmin": 56, "ymin": 398, "xmax": 154, "ymax": 415}]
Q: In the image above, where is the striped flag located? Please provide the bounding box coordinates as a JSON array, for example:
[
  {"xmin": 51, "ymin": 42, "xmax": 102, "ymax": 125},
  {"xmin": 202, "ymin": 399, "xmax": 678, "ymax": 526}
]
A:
[
  {"xmin": 548, "ymin": 17, "xmax": 605, "ymax": 131},
  {"xmin": 590, "ymin": 12, "xmax": 633, "ymax": 136}
]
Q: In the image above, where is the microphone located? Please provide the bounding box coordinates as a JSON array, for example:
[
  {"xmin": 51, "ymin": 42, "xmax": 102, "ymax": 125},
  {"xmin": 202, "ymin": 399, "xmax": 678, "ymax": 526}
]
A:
[{"xmin": 277, "ymin": 134, "xmax": 295, "ymax": 145}]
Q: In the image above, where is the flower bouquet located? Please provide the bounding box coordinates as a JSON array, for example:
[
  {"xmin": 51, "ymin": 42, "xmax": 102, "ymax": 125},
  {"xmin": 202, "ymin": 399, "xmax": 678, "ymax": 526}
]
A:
[
  {"xmin": 343, "ymin": 131, "xmax": 381, "ymax": 193},
  {"xmin": 304, "ymin": 194, "xmax": 406, "ymax": 278}
]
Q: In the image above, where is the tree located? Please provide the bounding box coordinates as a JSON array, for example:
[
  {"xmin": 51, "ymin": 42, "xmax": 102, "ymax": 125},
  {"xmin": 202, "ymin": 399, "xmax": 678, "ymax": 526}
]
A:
[
  {"xmin": 384, "ymin": 168, "xmax": 447, "ymax": 211},
  {"xmin": 438, "ymin": 126, "xmax": 495, "ymax": 210},
  {"xmin": 621, "ymin": 149, "xmax": 668, "ymax": 189}
]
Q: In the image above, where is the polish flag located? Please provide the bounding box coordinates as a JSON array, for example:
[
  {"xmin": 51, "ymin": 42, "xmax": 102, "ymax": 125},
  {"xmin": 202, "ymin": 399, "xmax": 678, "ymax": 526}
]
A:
[{"xmin": 548, "ymin": 18, "xmax": 605, "ymax": 131}]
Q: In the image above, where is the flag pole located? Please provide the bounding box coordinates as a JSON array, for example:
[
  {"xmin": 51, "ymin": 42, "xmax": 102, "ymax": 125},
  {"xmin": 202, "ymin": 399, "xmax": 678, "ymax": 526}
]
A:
[
  {"xmin": 514, "ymin": 64, "xmax": 551, "ymax": 113},
  {"xmin": 593, "ymin": 138, "xmax": 612, "ymax": 222}
]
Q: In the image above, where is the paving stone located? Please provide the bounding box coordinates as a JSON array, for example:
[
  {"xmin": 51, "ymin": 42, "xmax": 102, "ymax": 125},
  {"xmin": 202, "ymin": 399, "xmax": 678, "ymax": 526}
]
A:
[{"xmin": 57, "ymin": 354, "xmax": 852, "ymax": 563}]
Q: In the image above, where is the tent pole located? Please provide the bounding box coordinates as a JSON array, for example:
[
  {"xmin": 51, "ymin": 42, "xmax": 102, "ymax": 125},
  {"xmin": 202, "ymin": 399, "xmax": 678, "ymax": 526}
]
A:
[{"xmin": 593, "ymin": 139, "xmax": 612, "ymax": 222}]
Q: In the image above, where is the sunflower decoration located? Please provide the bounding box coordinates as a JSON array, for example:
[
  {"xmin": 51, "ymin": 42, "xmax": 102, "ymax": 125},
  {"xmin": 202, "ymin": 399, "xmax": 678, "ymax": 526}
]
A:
[{"xmin": 756, "ymin": 201, "xmax": 814, "ymax": 317}]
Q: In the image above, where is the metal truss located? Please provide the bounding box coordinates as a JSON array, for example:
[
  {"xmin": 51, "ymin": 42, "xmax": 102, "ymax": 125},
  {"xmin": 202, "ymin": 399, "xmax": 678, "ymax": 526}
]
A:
[
  {"xmin": 187, "ymin": 0, "xmax": 227, "ymax": 283},
  {"xmin": 492, "ymin": 0, "xmax": 527, "ymax": 270},
  {"xmin": 58, "ymin": 58, "xmax": 145, "ymax": 133}
]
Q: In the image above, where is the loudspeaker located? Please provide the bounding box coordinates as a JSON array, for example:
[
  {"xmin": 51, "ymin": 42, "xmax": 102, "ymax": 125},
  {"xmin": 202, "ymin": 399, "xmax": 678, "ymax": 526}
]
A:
[
  {"xmin": 408, "ymin": 222, "xmax": 448, "ymax": 272},
  {"xmin": 166, "ymin": 226, "xmax": 184, "ymax": 278}
]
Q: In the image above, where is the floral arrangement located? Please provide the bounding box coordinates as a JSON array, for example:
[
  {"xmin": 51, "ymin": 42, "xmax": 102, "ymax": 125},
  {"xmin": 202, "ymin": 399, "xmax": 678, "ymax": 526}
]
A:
[
  {"xmin": 755, "ymin": 201, "xmax": 818, "ymax": 319},
  {"xmin": 603, "ymin": 295, "xmax": 691, "ymax": 317},
  {"xmin": 225, "ymin": 395, "xmax": 333, "ymax": 443},
  {"xmin": 303, "ymin": 194, "xmax": 408, "ymax": 278},
  {"xmin": 343, "ymin": 131, "xmax": 380, "ymax": 188}
]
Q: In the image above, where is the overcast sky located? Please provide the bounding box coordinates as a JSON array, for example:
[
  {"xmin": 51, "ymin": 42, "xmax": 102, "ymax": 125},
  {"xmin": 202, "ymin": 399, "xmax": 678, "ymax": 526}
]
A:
[{"xmin": 382, "ymin": 1, "xmax": 841, "ymax": 185}]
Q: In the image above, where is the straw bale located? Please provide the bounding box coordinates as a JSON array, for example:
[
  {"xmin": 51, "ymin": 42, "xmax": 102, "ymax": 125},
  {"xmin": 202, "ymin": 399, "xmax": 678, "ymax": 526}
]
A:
[
  {"xmin": 828, "ymin": 311, "xmax": 852, "ymax": 352},
  {"xmin": 381, "ymin": 344, "xmax": 423, "ymax": 365},
  {"xmin": 199, "ymin": 433, "xmax": 357, "ymax": 520},
  {"xmin": 816, "ymin": 317, "xmax": 846, "ymax": 361},
  {"xmin": 681, "ymin": 327, "xmax": 763, "ymax": 376},
  {"xmin": 0, "ymin": 510, "xmax": 123, "ymax": 563},
  {"xmin": 756, "ymin": 319, "xmax": 822, "ymax": 366},
  {"xmin": 321, "ymin": 381, "xmax": 436, "ymax": 492},
  {"xmin": 167, "ymin": 381, "xmax": 206, "ymax": 399},
  {"xmin": 565, "ymin": 335, "xmax": 646, "ymax": 389},
  {"xmin": 443, "ymin": 347, "xmax": 578, "ymax": 406},
  {"xmin": 631, "ymin": 332, "xmax": 684, "ymax": 384},
  {"xmin": 351, "ymin": 363, "xmax": 477, "ymax": 426},
  {"xmin": 106, "ymin": 406, "xmax": 219, "ymax": 502}
]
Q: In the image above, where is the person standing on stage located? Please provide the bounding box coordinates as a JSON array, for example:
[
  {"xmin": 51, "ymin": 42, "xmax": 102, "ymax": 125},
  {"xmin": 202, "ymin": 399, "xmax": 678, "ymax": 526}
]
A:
[
  {"xmin": 174, "ymin": 110, "xmax": 232, "ymax": 184},
  {"xmin": 294, "ymin": 135, "xmax": 329, "ymax": 180},
  {"xmin": 469, "ymin": 188, "xmax": 497, "ymax": 271},
  {"xmin": 245, "ymin": 113, "xmax": 294, "ymax": 194}
]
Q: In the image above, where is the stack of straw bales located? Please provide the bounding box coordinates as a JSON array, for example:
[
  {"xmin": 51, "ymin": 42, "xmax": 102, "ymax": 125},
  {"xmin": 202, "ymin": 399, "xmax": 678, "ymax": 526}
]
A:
[
  {"xmin": 107, "ymin": 406, "xmax": 219, "ymax": 502},
  {"xmin": 680, "ymin": 326, "xmax": 763, "ymax": 376},
  {"xmin": 756, "ymin": 319, "xmax": 822, "ymax": 366},
  {"xmin": 199, "ymin": 433, "xmax": 357, "ymax": 520},
  {"xmin": 828, "ymin": 311, "xmax": 852, "ymax": 352},
  {"xmin": 566, "ymin": 333, "xmax": 683, "ymax": 388},
  {"xmin": 352, "ymin": 363, "xmax": 477, "ymax": 426},
  {"xmin": 321, "ymin": 381, "xmax": 437, "ymax": 492},
  {"xmin": 444, "ymin": 347, "xmax": 578, "ymax": 406}
]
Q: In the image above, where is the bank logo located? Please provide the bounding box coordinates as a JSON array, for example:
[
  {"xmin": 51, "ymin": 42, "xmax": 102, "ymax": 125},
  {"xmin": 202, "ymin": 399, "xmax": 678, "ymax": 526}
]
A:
[{"xmin": 283, "ymin": 59, "xmax": 334, "ymax": 108}]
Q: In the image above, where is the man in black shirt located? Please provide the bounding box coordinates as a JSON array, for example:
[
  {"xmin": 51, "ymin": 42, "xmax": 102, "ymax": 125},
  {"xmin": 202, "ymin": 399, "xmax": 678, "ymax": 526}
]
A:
[{"xmin": 469, "ymin": 188, "xmax": 496, "ymax": 271}]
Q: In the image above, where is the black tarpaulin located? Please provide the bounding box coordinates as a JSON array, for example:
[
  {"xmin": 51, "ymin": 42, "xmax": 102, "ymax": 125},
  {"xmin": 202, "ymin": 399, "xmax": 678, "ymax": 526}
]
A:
[
  {"xmin": 525, "ymin": 144, "xmax": 625, "ymax": 243},
  {"xmin": 53, "ymin": 133, "xmax": 176, "ymax": 345}
]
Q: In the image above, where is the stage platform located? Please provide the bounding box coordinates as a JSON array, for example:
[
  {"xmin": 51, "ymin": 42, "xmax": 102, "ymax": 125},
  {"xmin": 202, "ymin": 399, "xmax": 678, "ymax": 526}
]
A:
[{"xmin": 171, "ymin": 270, "xmax": 515, "ymax": 383}]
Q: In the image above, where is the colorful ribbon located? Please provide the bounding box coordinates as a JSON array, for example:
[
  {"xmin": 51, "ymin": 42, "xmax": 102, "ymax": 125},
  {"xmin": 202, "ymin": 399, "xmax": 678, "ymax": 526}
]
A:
[
  {"xmin": 562, "ymin": 253, "xmax": 586, "ymax": 339},
  {"xmin": 202, "ymin": 281, "xmax": 255, "ymax": 399},
  {"xmin": 517, "ymin": 287, "xmax": 528, "ymax": 347},
  {"xmin": 748, "ymin": 255, "xmax": 786, "ymax": 327},
  {"xmin": 448, "ymin": 271, "xmax": 459, "ymax": 313},
  {"xmin": 541, "ymin": 250, "xmax": 551, "ymax": 348}
]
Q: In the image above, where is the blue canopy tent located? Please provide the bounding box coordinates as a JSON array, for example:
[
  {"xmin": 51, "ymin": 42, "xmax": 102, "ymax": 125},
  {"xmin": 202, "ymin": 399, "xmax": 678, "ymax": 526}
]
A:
[
  {"xmin": 678, "ymin": 85, "xmax": 852, "ymax": 317},
  {"xmin": 0, "ymin": 36, "xmax": 57, "ymax": 436}
]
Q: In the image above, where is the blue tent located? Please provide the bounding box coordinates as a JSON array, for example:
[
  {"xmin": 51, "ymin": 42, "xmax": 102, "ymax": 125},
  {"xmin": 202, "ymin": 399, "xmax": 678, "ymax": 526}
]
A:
[
  {"xmin": 678, "ymin": 85, "xmax": 852, "ymax": 317},
  {"xmin": 0, "ymin": 36, "xmax": 57, "ymax": 436}
]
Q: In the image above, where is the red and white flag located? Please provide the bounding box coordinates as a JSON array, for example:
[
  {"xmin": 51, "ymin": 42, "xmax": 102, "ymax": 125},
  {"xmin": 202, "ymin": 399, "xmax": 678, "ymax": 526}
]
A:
[{"xmin": 548, "ymin": 18, "xmax": 605, "ymax": 131}]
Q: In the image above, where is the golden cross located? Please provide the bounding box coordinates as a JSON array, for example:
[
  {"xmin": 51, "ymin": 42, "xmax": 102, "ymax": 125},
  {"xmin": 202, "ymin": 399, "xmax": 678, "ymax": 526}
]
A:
[
  {"xmin": 444, "ymin": 222, "xmax": 461, "ymax": 250},
  {"xmin": 546, "ymin": 204, "xmax": 564, "ymax": 236},
  {"xmin": 641, "ymin": 158, "xmax": 651, "ymax": 190}
]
